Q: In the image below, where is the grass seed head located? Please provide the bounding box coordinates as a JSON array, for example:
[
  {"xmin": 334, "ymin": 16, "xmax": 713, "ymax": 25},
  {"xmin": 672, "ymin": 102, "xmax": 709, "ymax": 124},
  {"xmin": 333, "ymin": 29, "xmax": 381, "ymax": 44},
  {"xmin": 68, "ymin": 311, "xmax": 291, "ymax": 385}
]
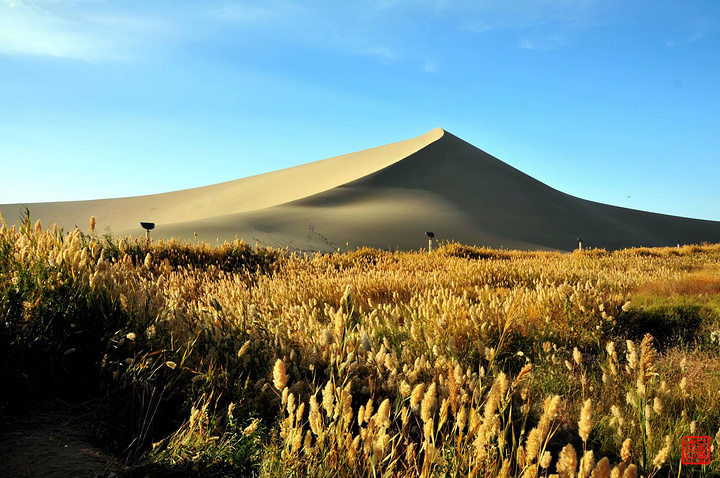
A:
[
  {"xmin": 274, "ymin": 359, "xmax": 289, "ymax": 391},
  {"xmin": 376, "ymin": 398, "xmax": 391, "ymax": 429},
  {"xmin": 620, "ymin": 438, "xmax": 632, "ymax": 462},
  {"xmin": 652, "ymin": 435, "xmax": 671, "ymax": 468},
  {"xmin": 652, "ymin": 396, "xmax": 663, "ymax": 415},
  {"xmin": 579, "ymin": 398, "xmax": 593, "ymax": 442},
  {"xmin": 623, "ymin": 464, "xmax": 637, "ymax": 478},
  {"xmin": 421, "ymin": 381, "xmax": 437, "ymax": 423},
  {"xmin": 557, "ymin": 443, "xmax": 578, "ymax": 478},
  {"xmin": 592, "ymin": 457, "xmax": 610, "ymax": 478},
  {"xmin": 540, "ymin": 450, "xmax": 552, "ymax": 469},
  {"xmin": 626, "ymin": 341, "xmax": 638, "ymax": 370},
  {"xmin": 322, "ymin": 381, "xmax": 335, "ymax": 416},
  {"xmin": 579, "ymin": 450, "xmax": 595, "ymax": 478},
  {"xmin": 410, "ymin": 383, "xmax": 425, "ymax": 411},
  {"xmin": 303, "ymin": 430, "xmax": 313, "ymax": 456},
  {"xmin": 243, "ymin": 418, "xmax": 259, "ymax": 436},
  {"xmin": 525, "ymin": 428, "xmax": 543, "ymax": 462},
  {"xmin": 573, "ymin": 347, "xmax": 583, "ymax": 366},
  {"xmin": 365, "ymin": 398, "xmax": 374, "ymax": 421},
  {"xmin": 456, "ymin": 405, "xmax": 467, "ymax": 433}
]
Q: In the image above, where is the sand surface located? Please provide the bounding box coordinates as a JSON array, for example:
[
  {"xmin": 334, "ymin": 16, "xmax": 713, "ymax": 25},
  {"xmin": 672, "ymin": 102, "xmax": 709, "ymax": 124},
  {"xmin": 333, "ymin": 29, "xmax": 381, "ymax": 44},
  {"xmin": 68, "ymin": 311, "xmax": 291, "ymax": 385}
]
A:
[{"xmin": 2, "ymin": 128, "xmax": 720, "ymax": 251}]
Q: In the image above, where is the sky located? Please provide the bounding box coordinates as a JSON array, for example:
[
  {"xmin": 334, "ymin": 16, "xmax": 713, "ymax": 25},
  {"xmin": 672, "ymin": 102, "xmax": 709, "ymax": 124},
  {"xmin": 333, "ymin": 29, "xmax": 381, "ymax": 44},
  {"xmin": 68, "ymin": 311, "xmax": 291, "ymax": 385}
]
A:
[{"xmin": 1, "ymin": 0, "xmax": 719, "ymax": 221}]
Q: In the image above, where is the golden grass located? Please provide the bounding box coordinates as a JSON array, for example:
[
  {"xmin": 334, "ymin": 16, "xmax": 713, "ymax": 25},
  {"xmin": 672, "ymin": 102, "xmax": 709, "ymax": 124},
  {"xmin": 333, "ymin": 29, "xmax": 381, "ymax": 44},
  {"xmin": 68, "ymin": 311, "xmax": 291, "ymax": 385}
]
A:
[{"xmin": 1, "ymin": 219, "xmax": 720, "ymax": 476}]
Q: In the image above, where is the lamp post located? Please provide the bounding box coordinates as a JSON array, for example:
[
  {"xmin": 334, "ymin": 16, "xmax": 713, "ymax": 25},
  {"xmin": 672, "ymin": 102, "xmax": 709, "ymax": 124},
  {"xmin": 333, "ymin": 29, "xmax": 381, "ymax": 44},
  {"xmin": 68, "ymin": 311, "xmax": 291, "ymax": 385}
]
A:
[
  {"xmin": 141, "ymin": 222, "xmax": 155, "ymax": 240},
  {"xmin": 576, "ymin": 237, "xmax": 583, "ymax": 251},
  {"xmin": 426, "ymin": 231, "xmax": 435, "ymax": 252}
]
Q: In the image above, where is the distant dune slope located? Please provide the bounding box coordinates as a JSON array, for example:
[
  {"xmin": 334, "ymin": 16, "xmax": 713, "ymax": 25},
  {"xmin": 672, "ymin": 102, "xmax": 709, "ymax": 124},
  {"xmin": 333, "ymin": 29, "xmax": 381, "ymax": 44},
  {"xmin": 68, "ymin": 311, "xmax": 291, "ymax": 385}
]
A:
[{"xmin": 2, "ymin": 128, "xmax": 719, "ymax": 251}]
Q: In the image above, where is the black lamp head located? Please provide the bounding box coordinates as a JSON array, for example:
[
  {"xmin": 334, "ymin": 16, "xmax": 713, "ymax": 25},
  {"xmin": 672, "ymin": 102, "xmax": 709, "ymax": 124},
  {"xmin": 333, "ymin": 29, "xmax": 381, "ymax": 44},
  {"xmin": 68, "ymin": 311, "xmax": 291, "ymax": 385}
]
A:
[
  {"xmin": 425, "ymin": 231, "xmax": 435, "ymax": 238},
  {"xmin": 141, "ymin": 222, "xmax": 155, "ymax": 231}
]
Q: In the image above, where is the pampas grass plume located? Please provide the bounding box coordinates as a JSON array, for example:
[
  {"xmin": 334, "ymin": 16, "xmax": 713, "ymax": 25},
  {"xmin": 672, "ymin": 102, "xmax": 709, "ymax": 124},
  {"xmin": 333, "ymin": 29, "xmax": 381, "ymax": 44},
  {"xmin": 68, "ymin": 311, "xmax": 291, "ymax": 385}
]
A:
[
  {"xmin": 626, "ymin": 340, "xmax": 638, "ymax": 370},
  {"xmin": 322, "ymin": 381, "xmax": 335, "ymax": 416},
  {"xmin": 456, "ymin": 406, "xmax": 467, "ymax": 433},
  {"xmin": 273, "ymin": 358, "xmax": 289, "ymax": 391},
  {"xmin": 620, "ymin": 438, "xmax": 632, "ymax": 462},
  {"xmin": 557, "ymin": 443, "xmax": 577, "ymax": 478},
  {"xmin": 421, "ymin": 381, "xmax": 437, "ymax": 423},
  {"xmin": 540, "ymin": 450, "xmax": 552, "ymax": 469},
  {"xmin": 525, "ymin": 428, "xmax": 543, "ymax": 462},
  {"xmin": 652, "ymin": 435, "xmax": 671, "ymax": 468},
  {"xmin": 364, "ymin": 398, "xmax": 374, "ymax": 422},
  {"xmin": 410, "ymin": 383, "xmax": 425, "ymax": 411},
  {"xmin": 593, "ymin": 457, "xmax": 610, "ymax": 478},
  {"xmin": 573, "ymin": 347, "xmax": 583, "ymax": 366},
  {"xmin": 376, "ymin": 398, "xmax": 391, "ymax": 429},
  {"xmin": 579, "ymin": 450, "xmax": 594, "ymax": 478},
  {"xmin": 579, "ymin": 398, "xmax": 593, "ymax": 442}
]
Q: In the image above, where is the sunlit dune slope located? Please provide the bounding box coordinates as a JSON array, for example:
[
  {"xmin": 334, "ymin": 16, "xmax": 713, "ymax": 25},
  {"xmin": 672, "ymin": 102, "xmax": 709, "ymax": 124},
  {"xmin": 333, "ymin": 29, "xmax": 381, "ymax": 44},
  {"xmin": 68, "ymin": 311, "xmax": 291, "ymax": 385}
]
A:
[{"xmin": 2, "ymin": 128, "xmax": 719, "ymax": 251}]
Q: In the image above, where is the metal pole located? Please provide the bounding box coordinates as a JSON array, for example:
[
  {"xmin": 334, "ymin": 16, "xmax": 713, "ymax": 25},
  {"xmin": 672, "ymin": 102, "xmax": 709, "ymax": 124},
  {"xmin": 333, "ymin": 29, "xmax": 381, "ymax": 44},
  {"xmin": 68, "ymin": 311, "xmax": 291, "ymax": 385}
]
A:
[
  {"xmin": 141, "ymin": 222, "xmax": 155, "ymax": 240},
  {"xmin": 425, "ymin": 232, "xmax": 435, "ymax": 252}
]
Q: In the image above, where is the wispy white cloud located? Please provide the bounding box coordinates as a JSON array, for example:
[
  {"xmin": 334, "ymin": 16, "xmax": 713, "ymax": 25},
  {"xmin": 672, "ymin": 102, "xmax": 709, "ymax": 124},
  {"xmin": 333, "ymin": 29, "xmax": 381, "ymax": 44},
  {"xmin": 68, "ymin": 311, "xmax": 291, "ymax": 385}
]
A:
[
  {"xmin": 0, "ymin": 0, "xmax": 617, "ymax": 67},
  {"xmin": 666, "ymin": 18, "xmax": 709, "ymax": 47},
  {"xmin": 208, "ymin": 1, "xmax": 301, "ymax": 23},
  {"xmin": 362, "ymin": 0, "xmax": 615, "ymax": 53},
  {"xmin": 459, "ymin": 20, "xmax": 493, "ymax": 33},
  {"xmin": 0, "ymin": 0, "xmax": 621, "ymax": 63},
  {"xmin": 423, "ymin": 60, "xmax": 438, "ymax": 73},
  {"xmin": 358, "ymin": 46, "xmax": 397, "ymax": 64},
  {"xmin": 368, "ymin": 0, "xmax": 604, "ymax": 28},
  {"xmin": 519, "ymin": 38, "xmax": 541, "ymax": 50},
  {"xmin": 371, "ymin": 0, "xmax": 449, "ymax": 15},
  {"xmin": 0, "ymin": 0, "xmax": 171, "ymax": 61},
  {"xmin": 519, "ymin": 33, "xmax": 567, "ymax": 51}
]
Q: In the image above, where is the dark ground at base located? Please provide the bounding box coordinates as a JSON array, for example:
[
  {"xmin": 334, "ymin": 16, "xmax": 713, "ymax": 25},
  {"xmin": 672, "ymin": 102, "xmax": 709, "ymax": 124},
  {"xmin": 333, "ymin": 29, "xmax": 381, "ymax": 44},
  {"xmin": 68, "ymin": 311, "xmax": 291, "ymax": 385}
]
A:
[{"xmin": 0, "ymin": 400, "xmax": 121, "ymax": 478}]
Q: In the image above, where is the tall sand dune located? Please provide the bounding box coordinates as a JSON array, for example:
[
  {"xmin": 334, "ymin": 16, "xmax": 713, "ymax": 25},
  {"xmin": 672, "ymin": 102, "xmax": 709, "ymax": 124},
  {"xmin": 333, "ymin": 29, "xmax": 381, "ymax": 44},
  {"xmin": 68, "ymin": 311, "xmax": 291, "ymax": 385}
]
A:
[{"xmin": 2, "ymin": 128, "xmax": 720, "ymax": 251}]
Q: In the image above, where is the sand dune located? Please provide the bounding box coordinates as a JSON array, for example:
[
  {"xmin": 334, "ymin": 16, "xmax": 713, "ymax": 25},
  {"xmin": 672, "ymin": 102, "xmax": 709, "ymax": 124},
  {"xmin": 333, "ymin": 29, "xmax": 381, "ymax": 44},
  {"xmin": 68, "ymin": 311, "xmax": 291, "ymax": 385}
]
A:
[{"xmin": 2, "ymin": 128, "xmax": 720, "ymax": 251}]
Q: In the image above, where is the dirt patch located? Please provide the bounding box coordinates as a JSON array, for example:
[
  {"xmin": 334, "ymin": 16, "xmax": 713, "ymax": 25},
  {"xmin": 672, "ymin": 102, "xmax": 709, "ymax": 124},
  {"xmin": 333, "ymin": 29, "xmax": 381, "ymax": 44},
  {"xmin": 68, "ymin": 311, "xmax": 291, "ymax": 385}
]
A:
[{"xmin": 0, "ymin": 400, "xmax": 121, "ymax": 478}]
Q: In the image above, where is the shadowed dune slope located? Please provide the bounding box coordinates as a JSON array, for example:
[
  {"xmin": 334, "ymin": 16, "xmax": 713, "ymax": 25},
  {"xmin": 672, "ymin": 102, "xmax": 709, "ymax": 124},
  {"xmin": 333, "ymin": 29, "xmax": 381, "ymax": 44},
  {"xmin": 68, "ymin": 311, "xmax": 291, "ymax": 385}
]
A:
[
  {"xmin": 2, "ymin": 128, "xmax": 720, "ymax": 251},
  {"xmin": 291, "ymin": 129, "xmax": 720, "ymax": 251}
]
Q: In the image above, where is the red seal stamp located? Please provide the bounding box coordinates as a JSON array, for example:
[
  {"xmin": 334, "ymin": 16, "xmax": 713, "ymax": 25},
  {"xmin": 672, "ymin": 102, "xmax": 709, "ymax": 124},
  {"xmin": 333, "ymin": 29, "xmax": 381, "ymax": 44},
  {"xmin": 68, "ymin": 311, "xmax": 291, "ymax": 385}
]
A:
[{"xmin": 682, "ymin": 436, "xmax": 711, "ymax": 465}]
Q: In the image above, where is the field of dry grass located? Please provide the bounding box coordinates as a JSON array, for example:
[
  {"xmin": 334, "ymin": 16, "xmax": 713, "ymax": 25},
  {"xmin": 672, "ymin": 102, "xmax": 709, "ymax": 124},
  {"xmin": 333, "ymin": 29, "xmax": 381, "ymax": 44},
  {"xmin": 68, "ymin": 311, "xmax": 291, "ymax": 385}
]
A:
[{"xmin": 1, "ymin": 214, "xmax": 719, "ymax": 477}]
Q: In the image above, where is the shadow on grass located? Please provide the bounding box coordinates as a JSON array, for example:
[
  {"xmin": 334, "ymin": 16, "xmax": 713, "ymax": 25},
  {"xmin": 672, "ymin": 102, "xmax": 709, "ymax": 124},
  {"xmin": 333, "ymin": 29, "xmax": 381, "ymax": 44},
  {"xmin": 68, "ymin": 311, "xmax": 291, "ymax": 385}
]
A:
[{"xmin": 615, "ymin": 305, "xmax": 715, "ymax": 350}]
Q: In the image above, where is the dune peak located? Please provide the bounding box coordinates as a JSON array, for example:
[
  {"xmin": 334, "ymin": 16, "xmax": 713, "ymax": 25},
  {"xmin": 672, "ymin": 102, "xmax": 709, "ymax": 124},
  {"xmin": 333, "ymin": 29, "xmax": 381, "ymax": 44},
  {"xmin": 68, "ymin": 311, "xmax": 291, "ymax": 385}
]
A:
[{"xmin": 1, "ymin": 127, "xmax": 719, "ymax": 252}]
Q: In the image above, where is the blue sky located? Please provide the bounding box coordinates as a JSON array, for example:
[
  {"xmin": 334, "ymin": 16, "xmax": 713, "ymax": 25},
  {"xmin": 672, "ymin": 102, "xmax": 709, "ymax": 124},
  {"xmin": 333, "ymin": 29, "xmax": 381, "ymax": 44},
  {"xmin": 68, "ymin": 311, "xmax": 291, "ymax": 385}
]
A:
[{"xmin": 1, "ymin": 0, "xmax": 719, "ymax": 220}]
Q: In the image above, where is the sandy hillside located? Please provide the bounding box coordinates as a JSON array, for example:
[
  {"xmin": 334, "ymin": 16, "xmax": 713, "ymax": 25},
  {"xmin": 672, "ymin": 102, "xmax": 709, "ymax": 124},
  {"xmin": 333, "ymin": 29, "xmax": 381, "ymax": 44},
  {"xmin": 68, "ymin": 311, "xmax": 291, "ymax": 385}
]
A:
[{"xmin": 2, "ymin": 128, "xmax": 720, "ymax": 251}]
